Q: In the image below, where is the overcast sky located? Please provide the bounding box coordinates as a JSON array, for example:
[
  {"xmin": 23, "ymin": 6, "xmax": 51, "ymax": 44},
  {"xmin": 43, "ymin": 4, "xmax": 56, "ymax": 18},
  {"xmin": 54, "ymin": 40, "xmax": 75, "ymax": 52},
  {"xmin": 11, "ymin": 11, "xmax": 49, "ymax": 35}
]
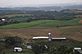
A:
[{"xmin": 0, "ymin": 0, "xmax": 82, "ymax": 7}]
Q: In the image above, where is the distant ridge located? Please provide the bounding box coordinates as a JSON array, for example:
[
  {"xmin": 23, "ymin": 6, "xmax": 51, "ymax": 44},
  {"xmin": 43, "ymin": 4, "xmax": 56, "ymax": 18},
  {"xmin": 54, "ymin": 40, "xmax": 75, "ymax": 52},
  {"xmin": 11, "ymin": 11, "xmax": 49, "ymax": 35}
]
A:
[{"xmin": 0, "ymin": 4, "xmax": 82, "ymax": 11}]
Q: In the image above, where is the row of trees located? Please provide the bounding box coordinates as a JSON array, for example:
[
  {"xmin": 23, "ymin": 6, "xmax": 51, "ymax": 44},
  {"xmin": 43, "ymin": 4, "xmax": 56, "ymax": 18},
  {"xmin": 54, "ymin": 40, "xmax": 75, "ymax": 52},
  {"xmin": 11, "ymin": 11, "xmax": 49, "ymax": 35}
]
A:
[
  {"xmin": 0, "ymin": 10, "xmax": 78, "ymax": 26},
  {"xmin": 0, "ymin": 36, "xmax": 23, "ymax": 54},
  {"xmin": 31, "ymin": 41, "xmax": 74, "ymax": 54},
  {"xmin": 0, "ymin": 36, "xmax": 82, "ymax": 54},
  {"xmin": 0, "ymin": 36, "xmax": 23, "ymax": 48}
]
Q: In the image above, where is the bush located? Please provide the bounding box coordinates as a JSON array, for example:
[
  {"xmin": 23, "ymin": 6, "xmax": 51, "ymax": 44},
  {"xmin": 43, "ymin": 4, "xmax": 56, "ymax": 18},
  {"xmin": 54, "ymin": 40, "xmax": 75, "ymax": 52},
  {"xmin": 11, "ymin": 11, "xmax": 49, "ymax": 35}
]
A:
[{"xmin": 5, "ymin": 36, "xmax": 23, "ymax": 48}]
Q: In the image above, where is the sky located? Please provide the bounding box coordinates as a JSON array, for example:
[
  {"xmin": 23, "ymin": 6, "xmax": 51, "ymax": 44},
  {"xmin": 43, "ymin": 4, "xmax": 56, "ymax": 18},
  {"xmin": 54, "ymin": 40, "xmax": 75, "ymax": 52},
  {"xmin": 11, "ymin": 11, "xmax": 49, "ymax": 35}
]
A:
[{"xmin": 0, "ymin": 0, "xmax": 82, "ymax": 7}]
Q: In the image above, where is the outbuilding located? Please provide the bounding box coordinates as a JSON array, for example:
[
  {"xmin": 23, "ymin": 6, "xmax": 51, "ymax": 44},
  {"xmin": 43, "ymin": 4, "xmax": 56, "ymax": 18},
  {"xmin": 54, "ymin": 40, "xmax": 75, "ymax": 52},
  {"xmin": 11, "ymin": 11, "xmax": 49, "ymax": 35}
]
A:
[
  {"xmin": 27, "ymin": 43, "xmax": 32, "ymax": 49},
  {"xmin": 14, "ymin": 47, "xmax": 22, "ymax": 52},
  {"xmin": 73, "ymin": 47, "xmax": 82, "ymax": 54},
  {"xmin": 1, "ymin": 19, "xmax": 6, "ymax": 22},
  {"xmin": 74, "ymin": 48, "xmax": 81, "ymax": 50}
]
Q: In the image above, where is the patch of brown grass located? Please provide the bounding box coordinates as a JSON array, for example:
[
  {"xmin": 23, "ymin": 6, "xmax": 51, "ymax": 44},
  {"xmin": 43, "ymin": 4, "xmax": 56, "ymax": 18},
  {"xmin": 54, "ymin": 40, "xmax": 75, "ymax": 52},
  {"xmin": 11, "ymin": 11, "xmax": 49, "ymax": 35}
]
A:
[{"xmin": 0, "ymin": 26, "xmax": 82, "ymax": 42}]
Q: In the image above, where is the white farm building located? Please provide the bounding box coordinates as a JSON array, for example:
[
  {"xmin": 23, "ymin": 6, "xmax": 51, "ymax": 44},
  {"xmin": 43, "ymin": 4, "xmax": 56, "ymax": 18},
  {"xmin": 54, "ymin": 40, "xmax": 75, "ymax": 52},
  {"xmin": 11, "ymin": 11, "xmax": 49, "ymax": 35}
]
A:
[{"xmin": 14, "ymin": 47, "xmax": 22, "ymax": 52}]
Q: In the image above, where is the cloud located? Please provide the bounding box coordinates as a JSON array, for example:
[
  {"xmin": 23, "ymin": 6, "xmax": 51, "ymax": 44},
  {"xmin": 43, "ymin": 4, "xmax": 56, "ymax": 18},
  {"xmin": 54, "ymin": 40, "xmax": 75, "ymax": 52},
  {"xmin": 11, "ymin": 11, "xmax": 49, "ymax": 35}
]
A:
[{"xmin": 0, "ymin": 0, "xmax": 82, "ymax": 7}]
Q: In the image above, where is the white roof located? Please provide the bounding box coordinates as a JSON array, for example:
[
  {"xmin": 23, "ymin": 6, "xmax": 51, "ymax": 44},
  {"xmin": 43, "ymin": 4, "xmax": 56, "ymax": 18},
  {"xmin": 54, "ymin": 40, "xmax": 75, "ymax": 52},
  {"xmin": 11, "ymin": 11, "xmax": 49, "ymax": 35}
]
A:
[
  {"xmin": 74, "ymin": 48, "xmax": 82, "ymax": 53},
  {"xmin": 32, "ymin": 36, "xmax": 49, "ymax": 39},
  {"xmin": 74, "ymin": 48, "xmax": 81, "ymax": 50},
  {"xmin": 14, "ymin": 47, "xmax": 22, "ymax": 49},
  {"xmin": 52, "ymin": 37, "xmax": 66, "ymax": 40},
  {"xmin": 32, "ymin": 36, "xmax": 66, "ymax": 40},
  {"xmin": 1, "ymin": 19, "xmax": 5, "ymax": 21},
  {"xmin": 48, "ymin": 33, "xmax": 51, "ymax": 35}
]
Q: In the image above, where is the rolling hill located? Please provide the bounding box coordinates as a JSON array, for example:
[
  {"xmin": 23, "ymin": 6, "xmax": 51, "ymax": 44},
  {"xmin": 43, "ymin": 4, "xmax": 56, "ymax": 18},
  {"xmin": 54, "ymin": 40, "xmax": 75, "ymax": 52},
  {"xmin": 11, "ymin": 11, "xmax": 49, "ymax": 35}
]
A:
[{"xmin": 0, "ymin": 18, "xmax": 82, "ymax": 29}]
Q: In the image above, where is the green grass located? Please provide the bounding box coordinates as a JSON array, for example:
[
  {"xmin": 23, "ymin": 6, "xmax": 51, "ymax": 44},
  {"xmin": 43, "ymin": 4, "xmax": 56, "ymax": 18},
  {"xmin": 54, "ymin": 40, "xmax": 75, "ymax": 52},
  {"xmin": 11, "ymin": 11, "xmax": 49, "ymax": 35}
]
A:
[
  {"xmin": 0, "ymin": 18, "xmax": 82, "ymax": 29},
  {"xmin": 1, "ymin": 49, "xmax": 34, "ymax": 54}
]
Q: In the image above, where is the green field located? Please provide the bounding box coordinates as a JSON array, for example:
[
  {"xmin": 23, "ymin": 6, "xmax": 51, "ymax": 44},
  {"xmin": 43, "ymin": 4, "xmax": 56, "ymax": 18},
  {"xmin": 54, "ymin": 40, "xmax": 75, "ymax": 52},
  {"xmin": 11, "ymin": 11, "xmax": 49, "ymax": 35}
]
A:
[{"xmin": 0, "ymin": 18, "xmax": 82, "ymax": 29}]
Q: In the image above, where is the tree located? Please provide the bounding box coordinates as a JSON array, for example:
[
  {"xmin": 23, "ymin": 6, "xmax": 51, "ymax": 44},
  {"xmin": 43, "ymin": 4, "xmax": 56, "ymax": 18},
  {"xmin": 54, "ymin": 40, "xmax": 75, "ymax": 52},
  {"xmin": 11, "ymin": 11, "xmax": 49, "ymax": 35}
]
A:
[{"xmin": 5, "ymin": 36, "xmax": 23, "ymax": 48}]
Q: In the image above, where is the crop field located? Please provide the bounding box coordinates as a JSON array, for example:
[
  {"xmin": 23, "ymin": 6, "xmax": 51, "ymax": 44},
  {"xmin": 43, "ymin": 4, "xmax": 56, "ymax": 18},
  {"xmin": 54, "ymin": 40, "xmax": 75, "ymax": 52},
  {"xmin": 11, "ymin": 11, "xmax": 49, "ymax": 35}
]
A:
[{"xmin": 0, "ymin": 18, "xmax": 82, "ymax": 29}]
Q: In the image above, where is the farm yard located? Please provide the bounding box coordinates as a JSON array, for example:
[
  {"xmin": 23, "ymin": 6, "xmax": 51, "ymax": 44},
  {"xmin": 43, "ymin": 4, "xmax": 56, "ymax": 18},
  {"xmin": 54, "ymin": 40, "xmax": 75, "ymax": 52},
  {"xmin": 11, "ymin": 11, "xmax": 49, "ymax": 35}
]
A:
[{"xmin": 0, "ymin": 9, "xmax": 82, "ymax": 54}]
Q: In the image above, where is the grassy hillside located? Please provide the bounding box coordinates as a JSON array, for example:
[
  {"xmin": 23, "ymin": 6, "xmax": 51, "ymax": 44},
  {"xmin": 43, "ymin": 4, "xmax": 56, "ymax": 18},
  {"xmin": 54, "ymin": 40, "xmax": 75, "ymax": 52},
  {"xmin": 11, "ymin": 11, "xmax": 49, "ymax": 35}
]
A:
[{"xmin": 0, "ymin": 18, "xmax": 82, "ymax": 29}]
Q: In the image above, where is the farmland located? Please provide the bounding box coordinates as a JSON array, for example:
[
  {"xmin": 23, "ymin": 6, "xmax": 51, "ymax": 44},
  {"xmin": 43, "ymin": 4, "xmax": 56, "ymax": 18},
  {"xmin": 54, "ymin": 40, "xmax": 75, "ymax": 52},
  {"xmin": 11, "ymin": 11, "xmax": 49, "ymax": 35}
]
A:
[
  {"xmin": 0, "ymin": 18, "xmax": 82, "ymax": 42},
  {"xmin": 0, "ymin": 9, "xmax": 82, "ymax": 54},
  {"xmin": 0, "ymin": 18, "xmax": 82, "ymax": 29}
]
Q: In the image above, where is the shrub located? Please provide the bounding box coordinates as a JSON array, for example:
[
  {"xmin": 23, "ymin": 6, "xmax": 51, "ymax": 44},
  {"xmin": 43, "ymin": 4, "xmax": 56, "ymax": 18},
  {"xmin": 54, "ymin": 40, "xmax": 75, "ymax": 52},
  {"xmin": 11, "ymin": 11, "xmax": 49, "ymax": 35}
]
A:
[{"xmin": 5, "ymin": 36, "xmax": 23, "ymax": 48}]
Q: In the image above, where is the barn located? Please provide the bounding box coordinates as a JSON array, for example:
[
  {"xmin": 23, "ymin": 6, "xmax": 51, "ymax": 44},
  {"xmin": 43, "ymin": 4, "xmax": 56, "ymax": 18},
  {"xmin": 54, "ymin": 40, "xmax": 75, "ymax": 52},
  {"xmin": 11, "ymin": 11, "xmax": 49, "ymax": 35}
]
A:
[
  {"xmin": 32, "ymin": 33, "xmax": 67, "ymax": 41},
  {"xmin": 32, "ymin": 36, "xmax": 66, "ymax": 41}
]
